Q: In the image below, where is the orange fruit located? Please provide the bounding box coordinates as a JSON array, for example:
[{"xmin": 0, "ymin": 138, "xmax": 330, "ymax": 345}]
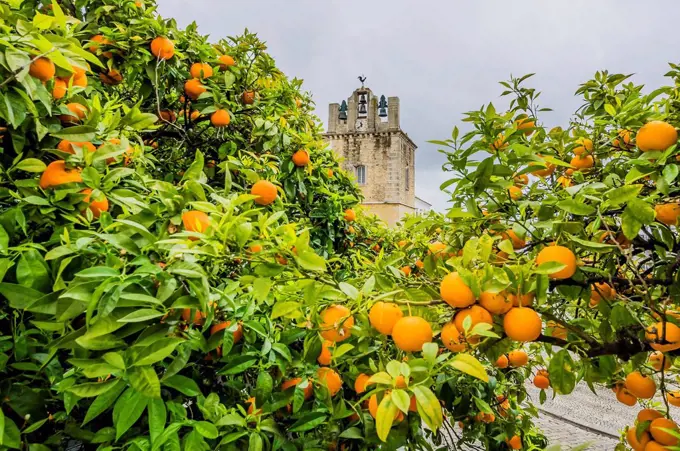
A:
[
  {"xmin": 251, "ymin": 180, "xmax": 278, "ymax": 206},
  {"xmin": 368, "ymin": 393, "xmax": 403, "ymax": 421},
  {"xmin": 391, "ymin": 316, "xmax": 432, "ymax": 352},
  {"xmin": 506, "ymin": 435, "xmax": 521, "ymax": 450},
  {"xmin": 655, "ymin": 203, "xmax": 680, "ymax": 226},
  {"xmin": 210, "ymin": 109, "xmax": 230, "ymax": 127},
  {"xmin": 570, "ymin": 154, "xmax": 594, "ymax": 170},
  {"xmin": 638, "ymin": 409, "xmax": 665, "ymax": 424},
  {"xmin": 242, "ymin": 90, "xmax": 256, "ymax": 105},
  {"xmin": 529, "ymin": 155, "xmax": 556, "ymax": 177},
  {"xmin": 39, "ymin": 160, "xmax": 82, "ymax": 189},
  {"xmin": 343, "ymin": 208, "xmax": 356, "ymax": 221},
  {"xmin": 495, "ymin": 354, "xmax": 509, "ymax": 368},
  {"xmin": 644, "ymin": 441, "xmax": 670, "ymax": 451},
  {"xmin": 327, "ymin": 169, "xmax": 334, "ymax": 177},
  {"xmin": 80, "ymin": 189, "xmax": 109, "ymax": 218},
  {"xmin": 637, "ymin": 121, "xmax": 678, "ymax": 152},
  {"xmin": 503, "ymin": 307, "xmax": 542, "ymax": 342},
  {"xmin": 479, "ymin": 291, "xmax": 512, "ymax": 315},
  {"xmin": 536, "ymin": 245, "xmax": 577, "ymax": 279},
  {"xmin": 394, "ymin": 376, "xmax": 407, "ymax": 389},
  {"xmin": 246, "ymin": 397, "xmax": 262, "ymax": 415},
  {"xmin": 515, "ymin": 115, "xmax": 535, "ymax": 135},
  {"xmin": 415, "ymin": 260, "xmax": 424, "ymax": 269},
  {"xmin": 440, "ymin": 272, "xmax": 475, "ymax": 308},
  {"xmin": 503, "ymin": 230, "xmax": 526, "ymax": 249},
  {"xmin": 60, "ymin": 102, "xmax": 87, "ymax": 123},
  {"xmin": 292, "ymin": 150, "xmax": 310, "ymax": 166},
  {"xmin": 557, "ymin": 176, "xmax": 572, "ymax": 188},
  {"xmin": 52, "ymin": 78, "xmax": 67, "ymax": 99},
  {"xmin": 508, "ymin": 185, "xmax": 523, "ymax": 200},
  {"xmin": 650, "ymin": 418, "xmax": 679, "ymax": 445},
  {"xmin": 159, "ymin": 110, "xmax": 177, "ymax": 123},
  {"xmin": 190, "ymin": 62, "xmax": 213, "ymax": 79},
  {"xmin": 428, "ymin": 241, "xmax": 447, "ymax": 255},
  {"xmin": 627, "ymin": 427, "xmax": 651, "ymax": 451},
  {"xmin": 249, "ymin": 244, "xmax": 262, "ymax": 253},
  {"xmin": 185, "ymin": 78, "xmax": 206, "ymax": 100},
  {"xmin": 490, "ymin": 134, "xmax": 507, "ymax": 152},
  {"xmin": 190, "ymin": 110, "xmax": 201, "ymax": 121},
  {"xmin": 181, "ymin": 308, "xmax": 205, "ymax": 326},
  {"xmin": 646, "ymin": 322, "xmax": 680, "ymax": 352},
  {"xmin": 150, "ymin": 36, "xmax": 174, "ymax": 60},
  {"xmin": 625, "ymin": 372, "xmax": 656, "ymax": 399},
  {"xmin": 454, "ymin": 305, "xmax": 492, "ymax": 335},
  {"xmin": 354, "ymin": 373, "xmax": 371, "ymax": 394},
  {"xmin": 616, "ymin": 386, "xmax": 637, "ymax": 406},
  {"xmin": 514, "ymin": 173, "xmax": 529, "ymax": 186},
  {"xmin": 533, "ymin": 374, "xmax": 550, "ymax": 390},
  {"xmin": 475, "ymin": 412, "xmax": 495, "ymax": 423},
  {"xmin": 88, "ymin": 35, "xmax": 113, "ymax": 57},
  {"xmin": 319, "ymin": 305, "xmax": 354, "ymax": 342},
  {"xmin": 508, "ymin": 292, "xmax": 534, "ymax": 307},
  {"xmin": 590, "ymin": 282, "xmax": 616, "ymax": 305},
  {"xmin": 99, "ymin": 69, "xmax": 123, "ymax": 85},
  {"xmin": 573, "ymin": 138, "xmax": 593, "ymax": 155},
  {"xmin": 409, "ymin": 396, "xmax": 418, "ymax": 412},
  {"xmin": 29, "ymin": 57, "xmax": 55, "ymax": 82},
  {"xmin": 649, "ymin": 352, "xmax": 671, "ymax": 372},
  {"xmin": 281, "ymin": 377, "xmax": 313, "ymax": 400},
  {"xmin": 508, "ymin": 349, "xmax": 528, "ymax": 367},
  {"xmin": 317, "ymin": 340, "xmax": 333, "ymax": 366},
  {"xmin": 613, "ymin": 129, "xmax": 632, "ymax": 149},
  {"xmin": 218, "ymin": 55, "xmax": 235, "ymax": 70},
  {"xmin": 440, "ymin": 322, "xmax": 465, "ymax": 352},
  {"xmin": 400, "ymin": 266, "xmax": 411, "ymax": 276},
  {"xmin": 666, "ymin": 391, "xmax": 680, "ymax": 407},
  {"xmin": 317, "ymin": 367, "xmax": 342, "ymax": 397},
  {"xmin": 210, "ymin": 320, "xmax": 243, "ymax": 343},
  {"xmin": 57, "ymin": 140, "xmax": 96, "ymax": 154},
  {"xmin": 182, "ymin": 210, "xmax": 210, "ymax": 238},
  {"xmin": 368, "ymin": 302, "xmax": 403, "ymax": 335}
]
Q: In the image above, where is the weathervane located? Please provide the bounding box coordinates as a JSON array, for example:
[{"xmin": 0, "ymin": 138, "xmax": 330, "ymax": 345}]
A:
[{"xmin": 358, "ymin": 74, "xmax": 366, "ymax": 87}]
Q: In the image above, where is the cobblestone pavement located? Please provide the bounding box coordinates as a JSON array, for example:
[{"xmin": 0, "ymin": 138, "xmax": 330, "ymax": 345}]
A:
[{"xmin": 532, "ymin": 410, "xmax": 619, "ymax": 450}]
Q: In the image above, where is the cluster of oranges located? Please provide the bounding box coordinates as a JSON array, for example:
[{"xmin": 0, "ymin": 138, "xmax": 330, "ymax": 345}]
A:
[{"xmin": 625, "ymin": 409, "xmax": 679, "ymax": 450}]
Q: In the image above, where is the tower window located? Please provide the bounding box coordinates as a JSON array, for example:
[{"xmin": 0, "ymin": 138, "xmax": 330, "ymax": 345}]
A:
[
  {"xmin": 355, "ymin": 165, "xmax": 366, "ymax": 185},
  {"xmin": 405, "ymin": 167, "xmax": 410, "ymax": 191}
]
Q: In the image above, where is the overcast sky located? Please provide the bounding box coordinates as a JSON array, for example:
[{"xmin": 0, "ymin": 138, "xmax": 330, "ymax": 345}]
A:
[{"xmin": 158, "ymin": 0, "xmax": 680, "ymax": 212}]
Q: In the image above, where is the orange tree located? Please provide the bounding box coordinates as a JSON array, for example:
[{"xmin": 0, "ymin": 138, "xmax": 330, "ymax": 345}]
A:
[{"xmin": 0, "ymin": 1, "xmax": 540, "ymax": 451}]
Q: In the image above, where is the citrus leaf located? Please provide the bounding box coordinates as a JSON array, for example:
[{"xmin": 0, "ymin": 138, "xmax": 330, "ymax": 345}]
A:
[{"xmin": 449, "ymin": 353, "xmax": 489, "ymax": 382}]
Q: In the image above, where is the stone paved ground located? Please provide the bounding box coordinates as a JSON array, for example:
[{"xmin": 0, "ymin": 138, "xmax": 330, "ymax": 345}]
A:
[{"xmin": 532, "ymin": 410, "xmax": 619, "ymax": 450}]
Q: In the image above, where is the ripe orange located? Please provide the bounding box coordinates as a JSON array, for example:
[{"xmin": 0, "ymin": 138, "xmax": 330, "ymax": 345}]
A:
[
  {"xmin": 428, "ymin": 241, "xmax": 447, "ymax": 255},
  {"xmin": 515, "ymin": 115, "xmax": 535, "ymax": 135},
  {"xmin": 400, "ymin": 266, "xmax": 411, "ymax": 276},
  {"xmin": 490, "ymin": 134, "xmax": 507, "ymax": 152},
  {"xmin": 479, "ymin": 291, "xmax": 512, "ymax": 315},
  {"xmin": 514, "ymin": 173, "xmax": 529, "ymax": 186},
  {"xmin": 368, "ymin": 393, "xmax": 404, "ymax": 421},
  {"xmin": 441, "ymin": 322, "xmax": 465, "ymax": 352},
  {"xmin": 251, "ymin": 180, "xmax": 278, "ymax": 206},
  {"xmin": 52, "ymin": 78, "xmax": 67, "ymax": 99},
  {"xmin": 80, "ymin": 189, "xmax": 109, "ymax": 218},
  {"xmin": 57, "ymin": 140, "xmax": 96, "ymax": 154},
  {"xmin": 536, "ymin": 245, "xmax": 577, "ymax": 279},
  {"xmin": 557, "ymin": 176, "xmax": 572, "ymax": 188},
  {"xmin": 29, "ymin": 57, "xmax": 55, "ymax": 82},
  {"xmin": 210, "ymin": 320, "xmax": 243, "ymax": 343},
  {"xmin": 508, "ymin": 185, "xmax": 523, "ymax": 200},
  {"xmin": 182, "ymin": 210, "xmax": 210, "ymax": 237},
  {"xmin": 150, "ymin": 36, "xmax": 174, "ymax": 60},
  {"xmin": 440, "ymin": 272, "xmax": 475, "ymax": 308},
  {"xmin": 190, "ymin": 62, "xmax": 213, "ymax": 79},
  {"xmin": 644, "ymin": 441, "xmax": 668, "ymax": 451},
  {"xmin": 655, "ymin": 203, "xmax": 680, "ymax": 226},
  {"xmin": 249, "ymin": 244, "xmax": 262, "ymax": 253},
  {"xmin": 292, "ymin": 150, "xmax": 310, "ymax": 167},
  {"xmin": 666, "ymin": 391, "xmax": 680, "ymax": 407},
  {"xmin": 503, "ymin": 230, "xmax": 526, "ymax": 249},
  {"xmin": 646, "ymin": 322, "xmax": 680, "ymax": 352},
  {"xmin": 590, "ymin": 282, "xmax": 616, "ymax": 304},
  {"xmin": 613, "ymin": 129, "xmax": 632, "ymax": 149},
  {"xmin": 319, "ymin": 305, "xmax": 354, "ymax": 342},
  {"xmin": 529, "ymin": 155, "xmax": 556, "ymax": 177},
  {"xmin": 533, "ymin": 373, "xmax": 550, "ymax": 390},
  {"xmin": 394, "ymin": 375, "xmax": 408, "ymax": 389},
  {"xmin": 475, "ymin": 412, "xmax": 495, "ymax": 423},
  {"xmin": 637, "ymin": 121, "xmax": 678, "ymax": 152},
  {"xmin": 39, "ymin": 160, "xmax": 82, "ymax": 189},
  {"xmin": 60, "ymin": 102, "xmax": 87, "ymax": 123},
  {"xmin": 99, "ymin": 69, "xmax": 123, "ymax": 85},
  {"xmin": 159, "ymin": 110, "xmax": 176, "ymax": 123},
  {"xmin": 506, "ymin": 435, "xmax": 521, "ymax": 450},
  {"xmin": 626, "ymin": 427, "xmax": 651, "ymax": 451},
  {"xmin": 650, "ymin": 418, "xmax": 679, "ymax": 445},
  {"xmin": 218, "ymin": 55, "xmax": 235, "ymax": 70},
  {"xmin": 508, "ymin": 292, "xmax": 534, "ymax": 307},
  {"xmin": 495, "ymin": 354, "xmax": 509, "ymax": 368},
  {"xmin": 454, "ymin": 305, "xmax": 492, "ymax": 335},
  {"xmin": 354, "ymin": 373, "xmax": 371, "ymax": 394},
  {"xmin": 327, "ymin": 169, "xmax": 334, "ymax": 177},
  {"xmin": 625, "ymin": 372, "xmax": 656, "ymax": 399},
  {"xmin": 281, "ymin": 377, "xmax": 313, "ymax": 400},
  {"xmin": 190, "ymin": 110, "xmax": 201, "ymax": 121},
  {"xmin": 343, "ymin": 208, "xmax": 356, "ymax": 222},
  {"xmin": 368, "ymin": 302, "xmax": 403, "ymax": 335},
  {"xmin": 317, "ymin": 367, "xmax": 342, "ymax": 396},
  {"xmin": 504, "ymin": 307, "xmax": 542, "ymax": 342},
  {"xmin": 574, "ymin": 138, "xmax": 593, "ymax": 155},
  {"xmin": 88, "ymin": 35, "xmax": 113, "ymax": 57},
  {"xmin": 391, "ymin": 316, "xmax": 432, "ymax": 352},
  {"xmin": 181, "ymin": 308, "xmax": 205, "ymax": 326},
  {"xmin": 637, "ymin": 409, "xmax": 664, "ymax": 424},
  {"xmin": 185, "ymin": 78, "xmax": 206, "ymax": 100},
  {"xmin": 246, "ymin": 397, "xmax": 262, "ymax": 415},
  {"xmin": 508, "ymin": 349, "xmax": 528, "ymax": 367},
  {"xmin": 616, "ymin": 386, "xmax": 637, "ymax": 406},
  {"xmin": 570, "ymin": 154, "xmax": 594, "ymax": 170},
  {"xmin": 242, "ymin": 90, "xmax": 256, "ymax": 105},
  {"xmin": 317, "ymin": 340, "xmax": 333, "ymax": 366},
  {"xmin": 210, "ymin": 109, "xmax": 230, "ymax": 127},
  {"xmin": 415, "ymin": 259, "xmax": 424, "ymax": 269}
]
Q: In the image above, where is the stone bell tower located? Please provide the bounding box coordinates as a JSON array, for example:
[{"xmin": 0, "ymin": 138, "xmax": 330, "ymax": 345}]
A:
[{"xmin": 323, "ymin": 80, "xmax": 417, "ymax": 226}]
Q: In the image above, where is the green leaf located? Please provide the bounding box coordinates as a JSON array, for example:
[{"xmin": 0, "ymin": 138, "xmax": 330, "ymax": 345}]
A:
[
  {"xmin": 548, "ymin": 349, "xmax": 577, "ymax": 395},
  {"xmin": 622, "ymin": 199, "xmax": 654, "ymax": 239},
  {"xmin": 556, "ymin": 199, "xmax": 595, "ymax": 216},
  {"xmin": 133, "ymin": 338, "xmax": 183, "ymax": 366},
  {"xmin": 288, "ymin": 412, "xmax": 327, "ymax": 432},
  {"xmin": 194, "ymin": 421, "xmax": 218, "ymax": 439},
  {"xmin": 338, "ymin": 282, "xmax": 359, "ymax": 300},
  {"xmin": 118, "ymin": 309, "xmax": 164, "ymax": 323},
  {"xmin": 128, "ymin": 366, "xmax": 160, "ymax": 398},
  {"xmin": 16, "ymin": 250, "xmax": 50, "ymax": 292},
  {"xmin": 412, "ymin": 386, "xmax": 443, "ymax": 432},
  {"xmin": 0, "ymin": 283, "xmax": 44, "ymax": 309},
  {"xmin": 67, "ymin": 379, "xmax": 119, "ymax": 398},
  {"xmin": 113, "ymin": 388, "xmax": 147, "ymax": 440},
  {"xmin": 449, "ymin": 354, "xmax": 489, "ymax": 382},
  {"xmin": 82, "ymin": 378, "xmax": 126, "ymax": 425},
  {"xmin": 375, "ymin": 395, "xmax": 397, "ymax": 442},
  {"xmin": 391, "ymin": 389, "xmax": 410, "ymax": 413},
  {"xmin": 162, "ymin": 375, "xmax": 201, "ymax": 396},
  {"xmin": 605, "ymin": 185, "xmax": 642, "ymax": 207},
  {"xmin": 14, "ymin": 158, "xmax": 46, "ymax": 173},
  {"xmin": 271, "ymin": 301, "xmax": 301, "ymax": 319},
  {"xmin": 535, "ymin": 261, "xmax": 567, "ymax": 275},
  {"xmin": 295, "ymin": 249, "xmax": 326, "ymax": 272},
  {"xmin": 76, "ymin": 266, "xmax": 120, "ymax": 279},
  {"xmin": 51, "ymin": 126, "xmax": 96, "ymax": 142}
]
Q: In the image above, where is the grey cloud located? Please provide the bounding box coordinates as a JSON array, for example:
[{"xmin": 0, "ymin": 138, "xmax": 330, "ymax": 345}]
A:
[{"xmin": 158, "ymin": 0, "xmax": 680, "ymax": 211}]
